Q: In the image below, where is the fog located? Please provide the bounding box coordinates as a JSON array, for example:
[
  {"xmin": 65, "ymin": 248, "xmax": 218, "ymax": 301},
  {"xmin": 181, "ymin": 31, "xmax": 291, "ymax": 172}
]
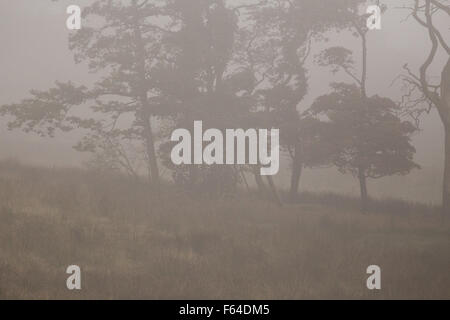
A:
[
  {"xmin": 0, "ymin": 0, "xmax": 447, "ymax": 203},
  {"xmin": 1, "ymin": 0, "xmax": 449, "ymax": 300}
]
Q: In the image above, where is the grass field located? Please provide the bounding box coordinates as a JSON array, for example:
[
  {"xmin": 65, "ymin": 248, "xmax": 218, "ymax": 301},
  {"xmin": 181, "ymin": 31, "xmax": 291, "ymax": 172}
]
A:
[{"xmin": 0, "ymin": 160, "xmax": 449, "ymax": 299}]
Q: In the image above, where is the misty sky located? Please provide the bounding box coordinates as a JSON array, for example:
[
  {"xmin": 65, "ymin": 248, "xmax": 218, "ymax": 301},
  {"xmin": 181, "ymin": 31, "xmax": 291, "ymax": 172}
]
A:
[{"xmin": 0, "ymin": 0, "xmax": 448, "ymax": 203}]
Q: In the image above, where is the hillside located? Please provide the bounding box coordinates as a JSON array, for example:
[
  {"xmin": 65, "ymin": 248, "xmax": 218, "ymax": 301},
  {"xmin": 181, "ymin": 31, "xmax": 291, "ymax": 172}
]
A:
[{"xmin": 0, "ymin": 160, "xmax": 449, "ymax": 299}]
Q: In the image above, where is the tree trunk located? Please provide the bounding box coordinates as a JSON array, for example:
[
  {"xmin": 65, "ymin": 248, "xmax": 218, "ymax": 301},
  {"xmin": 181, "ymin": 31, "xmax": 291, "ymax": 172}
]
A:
[
  {"xmin": 358, "ymin": 167, "xmax": 368, "ymax": 213},
  {"xmin": 441, "ymin": 59, "xmax": 450, "ymax": 215},
  {"xmin": 132, "ymin": 19, "xmax": 160, "ymax": 187},
  {"xmin": 266, "ymin": 175, "xmax": 283, "ymax": 207},
  {"xmin": 253, "ymin": 165, "xmax": 282, "ymax": 206},
  {"xmin": 253, "ymin": 166, "xmax": 267, "ymax": 194},
  {"xmin": 143, "ymin": 115, "xmax": 160, "ymax": 186},
  {"xmin": 238, "ymin": 166, "xmax": 251, "ymax": 193},
  {"xmin": 289, "ymin": 144, "xmax": 303, "ymax": 202},
  {"xmin": 441, "ymin": 122, "xmax": 450, "ymax": 215}
]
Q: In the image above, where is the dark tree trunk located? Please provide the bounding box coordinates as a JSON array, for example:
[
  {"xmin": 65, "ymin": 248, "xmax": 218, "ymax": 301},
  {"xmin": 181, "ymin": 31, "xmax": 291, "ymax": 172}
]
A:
[
  {"xmin": 353, "ymin": 23, "xmax": 369, "ymax": 213},
  {"xmin": 253, "ymin": 166, "xmax": 267, "ymax": 194},
  {"xmin": 143, "ymin": 115, "xmax": 160, "ymax": 186},
  {"xmin": 266, "ymin": 175, "xmax": 283, "ymax": 207},
  {"xmin": 238, "ymin": 166, "xmax": 251, "ymax": 193},
  {"xmin": 133, "ymin": 19, "xmax": 160, "ymax": 187},
  {"xmin": 358, "ymin": 167, "xmax": 368, "ymax": 213},
  {"xmin": 289, "ymin": 144, "xmax": 303, "ymax": 202},
  {"xmin": 442, "ymin": 126, "xmax": 450, "ymax": 215},
  {"xmin": 252, "ymin": 166, "xmax": 282, "ymax": 206},
  {"xmin": 441, "ymin": 59, "xmax": 450, "ymax": 215}
]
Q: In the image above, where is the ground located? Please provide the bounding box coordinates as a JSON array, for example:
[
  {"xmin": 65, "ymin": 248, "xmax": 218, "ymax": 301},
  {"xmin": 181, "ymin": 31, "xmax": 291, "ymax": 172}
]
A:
[{"xmin": 0, "ymin": 160, "xmax": 449, "ymax": 299}]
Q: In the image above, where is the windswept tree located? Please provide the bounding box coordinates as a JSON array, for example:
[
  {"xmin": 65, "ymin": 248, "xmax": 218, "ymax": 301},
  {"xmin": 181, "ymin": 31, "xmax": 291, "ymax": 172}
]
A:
[
  {"xmin": 311, "ymin": 2, "xmax": 420, "ymax": 211},
  {"xmin": 157, "ymin": 0, "xmax": 368, "ymax": 201},
  {"xmin": 310, "ymin": 83, "xmax": 419, "ymax": 210},
  {"xmin": 1, "ymin": 0, "xmax": 175, "ymax": 186},
  {"xmin": 400, "ymin": 0, "xmax": 450, "ymax": 214},
  {"xmin": 153, "ymin": 0, "xmax": 261, "ymax": 197},
  {"xmin": 245, "ymin": 0, "xmax": 369, "ymax": 201}
]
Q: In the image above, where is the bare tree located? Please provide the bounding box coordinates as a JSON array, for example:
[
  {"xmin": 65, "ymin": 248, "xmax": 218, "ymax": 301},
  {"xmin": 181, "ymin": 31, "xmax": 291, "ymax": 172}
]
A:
[{"xmin": 400, "ymin": 0, "xmax": 450, "ymax": 214}]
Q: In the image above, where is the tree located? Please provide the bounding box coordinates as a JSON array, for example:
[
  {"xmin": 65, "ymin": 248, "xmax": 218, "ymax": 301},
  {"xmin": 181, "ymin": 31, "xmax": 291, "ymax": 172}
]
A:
[
  {"xmin": 311, "ymin": 2, "xmax": 421, "ymax": 211},
  {"xmin": 156, "ymin": 0, "xmax": 364, "ymax": 203},
  {"xmin": 1, "ymin": 0, "xmax": 174, "ymax": 186},
  {"xmin": 400, "ymin": 0, "xmax": 450, "ymax": 214},
  {"xmin": 247, "ymin": 0, "xmax": 368, "ymax": 201},
  {"xmin": 2, "ymin": 0, "xmax": 415, "ymax": 208},
  {"xmin": 308, "ymin": 3, "xmax": 417, "ymax": 211},
  {"xmin": 155, "ymin": 0, "xmax": 257, "ymax": 196},
  {"xmin": 311, "ymin": 83, "xmax": 419, "ymax": 211}
]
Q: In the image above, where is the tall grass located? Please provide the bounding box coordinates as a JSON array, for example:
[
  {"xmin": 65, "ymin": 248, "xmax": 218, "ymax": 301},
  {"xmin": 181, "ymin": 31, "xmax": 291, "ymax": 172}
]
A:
[{"xmin": 0, "ymin": 160, "xmax": 449, "ymax": 299}]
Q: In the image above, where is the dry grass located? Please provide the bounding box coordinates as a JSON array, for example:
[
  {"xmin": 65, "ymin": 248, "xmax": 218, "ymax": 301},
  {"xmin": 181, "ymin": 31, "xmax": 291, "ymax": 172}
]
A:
[{"xmin": 0, "ymin": 160, "xmax": 449, "ymax": 299}]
